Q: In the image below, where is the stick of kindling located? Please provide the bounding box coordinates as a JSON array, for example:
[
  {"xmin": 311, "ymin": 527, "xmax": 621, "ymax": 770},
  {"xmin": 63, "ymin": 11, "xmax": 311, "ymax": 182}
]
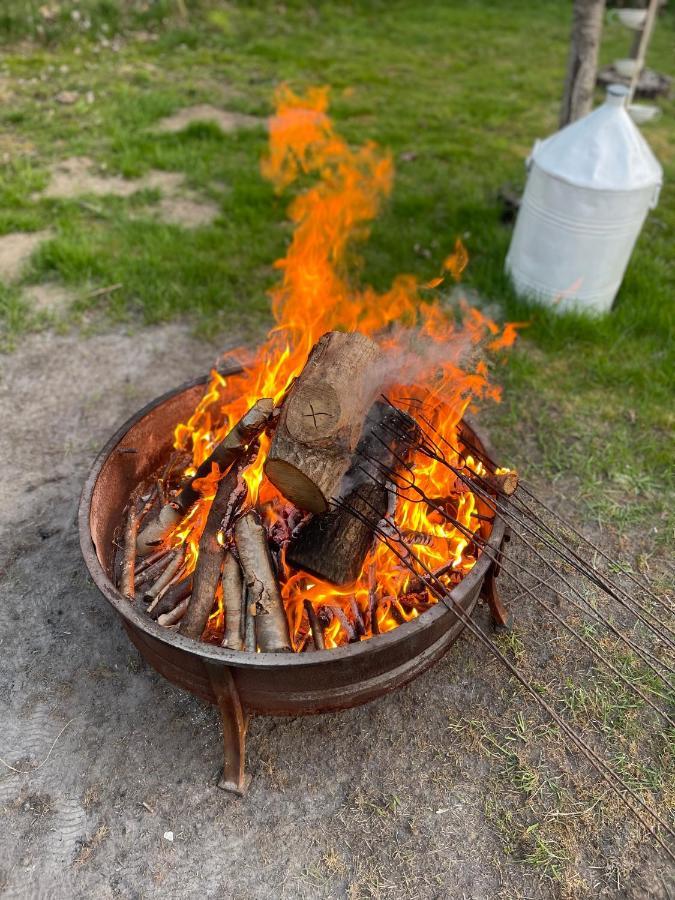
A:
[
  {"xmin": 136, "ymin": 398, "xmax": 274, "ymax": 555},
  {"xmin": 303, "ymin": 599, "xmax": 325, "ymax": 650},
  {"xmin": 120, "ymin": 505, "xmax": 138, "ymax": 599},
  {"xmin": 222, "ymin": 551, "xmax": 244, "ymax": 650},
  {"xmin": 179, "ymin": 459, "xmax": 249, "ymax": 641}
]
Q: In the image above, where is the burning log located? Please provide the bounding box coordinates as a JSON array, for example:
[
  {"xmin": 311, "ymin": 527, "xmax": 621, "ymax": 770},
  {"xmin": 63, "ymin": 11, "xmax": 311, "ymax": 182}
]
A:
[
  {"xmin": 234, "ymin": 511, "xmax": 292, "ymax": 652},
  {"xmin": 287, "ymin": 403, "xmax": 418, "ymax": 585},
  {"xmin": 179, "ymin": 463, "xmax": 248, "ymax": 640},
  {"xmin": 348, "ymin": 596, "xmax": 367, "ymax": 638},
  {"xmin": 474, "ymin": 471, "xmax": 518, "ymax": 497},
  {"xmin": 265, "ymin": 331, "xmax": 382, "ymax": 513},
  {"xmin": 222, "ymin": 551, "xmax": 244, "ymax": 651},
  {"xmin": 136, "ymin": 399, "xmax": 274, "ymax": 555},
  {"xmin": 120, "ymin": 504, "xmax": 138, "ymax": 600},
  {"xmin": 303, "ymin": 598, "xmax": 325, "ymax": 650}
]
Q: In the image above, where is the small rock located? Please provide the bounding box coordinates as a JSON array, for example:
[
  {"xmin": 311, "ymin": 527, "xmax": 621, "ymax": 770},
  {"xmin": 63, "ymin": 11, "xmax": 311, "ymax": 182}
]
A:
[
  {"xmin": 163, "ymin": 831, "xmax": 174, "ymax": 842},
  {"xmin": 55, "ymin": 90, "xmax": 78, "ymax": 105}
]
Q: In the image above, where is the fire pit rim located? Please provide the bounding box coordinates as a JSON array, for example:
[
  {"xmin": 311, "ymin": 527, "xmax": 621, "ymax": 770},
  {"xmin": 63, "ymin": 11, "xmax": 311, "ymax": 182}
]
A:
[{"xmin": 79, "ymin": 371, "xmax": 506, "ymax": 669}]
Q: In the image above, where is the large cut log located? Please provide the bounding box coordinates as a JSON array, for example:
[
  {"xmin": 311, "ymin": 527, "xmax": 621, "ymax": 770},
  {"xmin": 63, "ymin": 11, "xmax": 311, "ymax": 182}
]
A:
[
  {"xmin": 179, "ymin": 461, "xmax": 249, "ymax": 640},
  {"xmin": 136, "ymin": 399, "xmax": 273, "ymax": 555},
  {"xmin": 265, "ymin": 331, "xmax": 382, "ymax": 513},
  {"xmin": 234, "ymin": 511, "xmax": 292, "ymax": 652},
  {"xmin": 286, "ymin": 403, "xmax": 418, "ymax": 585}
]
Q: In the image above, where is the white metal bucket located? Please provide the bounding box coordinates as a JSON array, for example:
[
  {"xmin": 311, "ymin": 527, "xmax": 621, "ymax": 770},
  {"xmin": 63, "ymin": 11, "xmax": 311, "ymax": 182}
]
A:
[{"xmin": 505, "ymin": 85, "xmax": 662, "ymax": 315}]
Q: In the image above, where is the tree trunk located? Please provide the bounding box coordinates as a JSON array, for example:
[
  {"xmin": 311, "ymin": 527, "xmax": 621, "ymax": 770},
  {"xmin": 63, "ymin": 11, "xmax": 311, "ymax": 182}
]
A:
[
  {"xmin": 265, "ymin": 331, "xmax": 382, "ymax": 513},
  {"xmin": 560, "ymin": 0, "xmax": 606, "ymax": 127}
]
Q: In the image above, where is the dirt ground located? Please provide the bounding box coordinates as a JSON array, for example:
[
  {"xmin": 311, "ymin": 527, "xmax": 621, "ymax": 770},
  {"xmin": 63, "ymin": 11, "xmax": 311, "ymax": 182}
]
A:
[{"xmin": 0, "ymin": 322, "xmax": 670, "ymax": 899}]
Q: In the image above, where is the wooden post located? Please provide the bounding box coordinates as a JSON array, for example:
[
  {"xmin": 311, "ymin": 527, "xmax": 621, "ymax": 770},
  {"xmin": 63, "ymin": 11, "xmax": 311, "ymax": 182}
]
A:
[{"xmin": 560, "ymin": 0, "xmax": 606, "ymax": 127}]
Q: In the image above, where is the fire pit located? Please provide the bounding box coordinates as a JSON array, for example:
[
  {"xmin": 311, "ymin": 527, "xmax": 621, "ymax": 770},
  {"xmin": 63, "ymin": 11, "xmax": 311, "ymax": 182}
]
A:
[{"xmin": 79, "ymin": 367, "xmax": 508, "ymax": 793}]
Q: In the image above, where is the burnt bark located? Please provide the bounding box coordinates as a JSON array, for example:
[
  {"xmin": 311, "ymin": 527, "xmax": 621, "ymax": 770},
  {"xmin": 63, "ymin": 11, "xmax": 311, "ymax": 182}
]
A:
[{"xmin": 287, "ymin": 403, "xmax": 418, "ymax": 585}]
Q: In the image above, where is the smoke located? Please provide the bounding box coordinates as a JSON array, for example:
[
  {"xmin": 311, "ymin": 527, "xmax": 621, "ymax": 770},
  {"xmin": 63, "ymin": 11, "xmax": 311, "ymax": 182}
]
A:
[{"xmin": 366, "ymin": 321, "xmax": 481, "ymax": 398}]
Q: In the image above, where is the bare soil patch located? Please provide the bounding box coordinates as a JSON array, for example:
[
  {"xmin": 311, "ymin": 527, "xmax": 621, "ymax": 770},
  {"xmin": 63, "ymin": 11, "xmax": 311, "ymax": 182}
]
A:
[
  {"xmin": 36, "ymin": 157, "xmax": 220, "ymax": 228},
  {"xmin": 0, "ymin": 230, "xmax": 53, "ymax": 282},
  {"xmin": 155, "ymin": 104, "xmax": 266, "ymax": 135},
  {"xmin": 0, "ymin": 323, "xmax": 667, "ymax": 899},
  {"xmin": 23, "ymin": 282, "xmax": 74, "ymax": 315}
]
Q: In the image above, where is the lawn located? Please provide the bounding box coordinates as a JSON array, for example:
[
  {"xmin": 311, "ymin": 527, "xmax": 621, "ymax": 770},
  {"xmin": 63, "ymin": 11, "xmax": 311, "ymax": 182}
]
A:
[
  {"xmin": 0, "ymin": 3, "xmax": 673, "ymax": 894},
  {"xmin": 0, "ymin": 1, "xmax": 672, "ymax": 539}
]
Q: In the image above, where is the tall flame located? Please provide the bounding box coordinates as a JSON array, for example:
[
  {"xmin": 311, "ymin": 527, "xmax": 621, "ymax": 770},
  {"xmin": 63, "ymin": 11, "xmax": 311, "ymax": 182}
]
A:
[{"xmin": 170, "ymin": 85, "xmax": 520, "ymax": 647}]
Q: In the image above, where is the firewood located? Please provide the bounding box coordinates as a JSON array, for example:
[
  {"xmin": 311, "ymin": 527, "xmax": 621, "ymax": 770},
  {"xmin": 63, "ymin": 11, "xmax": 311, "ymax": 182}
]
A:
[
  {"xmin": 134, "ymin": 547, "xmax": 171, "ymax": 580},
  {"xmin": 479, "ymin": 471, "xmax": 519, "ymax": 497},
  {"xmin": 265, "ymin": 331, "xmax": 382, "ymax": 513},
  {"xmin": 234, "ymin": 511, "xmax": 292, "ymax": 653},
  {"xmin": 348, "ymin": 596, "xmax": 366, "ymax": 638},
  {"xmin": 145, "ymin": 549, "xmax": 185, "ymax": 611},
  {"xmin": 367, "ymin": 562, "xmax": 380, "ymax": 635},
  {"xmin": 120, "ymin": 504, "xmax": 138, "ymax": 599},
  {"xmin": 135, "ymin": 548, "xmax": 176, "ymax": 590},
  {"xmin": 149, "ymin": 577, "xmax": 192, "ymax": 620},
  {"xmin": 179, "ymin": 462, "xmax": 248, "ymax": 641},
  {"xmin": 287, "ymin": 403, "xmax": 418, "ymax": 585},
  {"xmin": 303, "ymin": 598, "xmax": 325, "ymax": 650},
  {"xmin": 158, "ymin": 596, "xmax": 190, "ymax": 627},
  {"xmin": 329, "ymin": 605, "xmax": 357, "ymax": 643},
  {"xmin": 222, "ymin": 551, "xmax": 244, "ymax": 650},
  {"xmin": 244, "ymin": 591, "xmax": 256, "ymax": 653},
  {"xmin": 136, "ymin": 399, "xmax": 273, "ymax": 555}
]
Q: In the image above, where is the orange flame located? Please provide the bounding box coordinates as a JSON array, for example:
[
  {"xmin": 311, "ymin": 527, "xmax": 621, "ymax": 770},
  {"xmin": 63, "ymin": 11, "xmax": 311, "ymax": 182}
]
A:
[{"xmin": 168, "ymin": 85, "xmax": 521, "ymax": 647}]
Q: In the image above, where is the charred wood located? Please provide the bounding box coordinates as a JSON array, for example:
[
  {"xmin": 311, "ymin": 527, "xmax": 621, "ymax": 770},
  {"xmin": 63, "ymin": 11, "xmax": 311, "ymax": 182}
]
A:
[{"xmin": 287, "ymin": 403, "xmax": 418, "ymax": 585}]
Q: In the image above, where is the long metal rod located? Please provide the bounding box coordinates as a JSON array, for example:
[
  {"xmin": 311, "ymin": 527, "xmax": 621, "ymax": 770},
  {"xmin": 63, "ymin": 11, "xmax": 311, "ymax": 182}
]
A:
[
  {"xmin": 406, "ymin": 401, "xmax": 673, "ymax": 626},
  {"xmin": 334, "ymin": 496, "xmax": 675, "ymax": 862},
  {"xmin": 359, "ymin": 439, "xmax": 673, "ymax": 683},
  {"xmin": 383, "ymin": 402, "xmax": 675, "ymax": 656},
  {"xmin": 507, "ymin": 490, "xmax": 675, "ymax": 644},
  {"xmin": 452, "ymin": 421, "xmax": 670, "ymax": 614}
]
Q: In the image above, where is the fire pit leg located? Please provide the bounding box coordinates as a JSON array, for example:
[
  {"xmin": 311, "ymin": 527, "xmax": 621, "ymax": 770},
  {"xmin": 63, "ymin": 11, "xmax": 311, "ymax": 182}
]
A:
[
  {"xmin": 482, "ymin": 565, "xmax": 511, "ymax": 631},
  {"xmin": 204, "ymin": 662, "xmax": 251, "ymax": 796},
  {"xmin": 481, "ymin": 532, "xmax": 512, "ymax": 631}
]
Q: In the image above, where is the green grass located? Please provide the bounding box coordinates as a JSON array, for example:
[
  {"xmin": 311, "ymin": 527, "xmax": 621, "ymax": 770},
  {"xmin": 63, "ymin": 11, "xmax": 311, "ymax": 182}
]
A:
[{"xmin": 0, "ymin": 0, "xmax": 673, "ymax": 535}]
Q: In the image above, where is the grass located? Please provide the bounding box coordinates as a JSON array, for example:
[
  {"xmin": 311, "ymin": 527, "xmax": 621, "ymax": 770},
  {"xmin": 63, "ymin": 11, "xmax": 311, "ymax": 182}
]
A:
[{"xmin": 0, "ymin": 1, "xmax": 672, "ymax": 537}]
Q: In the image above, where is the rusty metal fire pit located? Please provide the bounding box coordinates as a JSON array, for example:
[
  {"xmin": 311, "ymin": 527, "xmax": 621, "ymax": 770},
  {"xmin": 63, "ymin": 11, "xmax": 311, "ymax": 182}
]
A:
[{"xmin": 79, "ymin": 369, "xmax": 508, "ymax": 794}]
